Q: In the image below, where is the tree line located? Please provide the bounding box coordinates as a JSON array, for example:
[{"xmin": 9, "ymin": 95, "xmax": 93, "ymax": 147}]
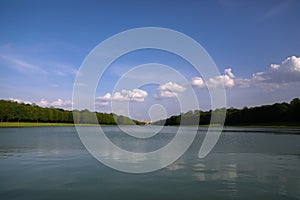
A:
[
  {"xmin": 153, "ymin": 98, "xmax": 300, "ymax": 126},
  {"xmin": 1, "ymin": 98, "xmax": 300, "ymax": 126},
  {"xmin": 0, "ymin": 99, "xmax": 143, "ymax": 125}
]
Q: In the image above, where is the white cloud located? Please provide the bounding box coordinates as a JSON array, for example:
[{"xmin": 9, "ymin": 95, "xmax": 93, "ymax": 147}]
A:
[
  {"xmin": 9, "ymin": 98, "xmax": 32, "ymax": 104},
  {"xmin": 50, "ymin": 99, "xmax": 72, "ymax": 107},
  {"xmin": 39, "ymin": 98, "xmax": 49, "ymax": 107},
  {"xmin": 191, "ymin": 68, "xmax": 235, "ymax": 89},
  {"xmin": 252, "ymin": 56, "xmax": 300, "ymax": 84},
  {"xmin": 97, "ymin": 93, "xmax": 112, "ymax": 101},
  {"xmin": 37, "ymin": 98, "xmax": 72, "ymax": 108},
  {"xmin": 207, "ymin": 74, "xmax": 235, "ymax": 88},
  {"xmin": 191, "ymin": 77, "xmax": 205, "ymax": 88},
  {"xmin": 225, "ymin": 68, "xmax": 235, "ymax": 78},
  {"xmin": 97, "ymin": 89, "xmax": 148, "ymax": 103},
  {"xmin": 155, "ymin": 82, "xmax": 186, "ymax": 99},
  {"xmin": 155, "ymin": 90, "xmax": 179, "ymax": 99},
  {"xmin": 114, "ymin": 89, "xmax": 148, "ymax": 102},
  {"xmin": 190, "ymin": 56, "xmax": 300, "ymax": 91},
  {"xmin": 96, "ymin": 101, "xmax": 110, "ymax": 107},
  {"xmin": 235, "ymin": 78, "xmax": 251, "ymax": 88},
  {"xmin": 158, "ymin": 82, "xmax": 186, "ymax": 93},
  {"xmin": 8, "ymin": 98, "xmax": 73, "ymax": 109}
]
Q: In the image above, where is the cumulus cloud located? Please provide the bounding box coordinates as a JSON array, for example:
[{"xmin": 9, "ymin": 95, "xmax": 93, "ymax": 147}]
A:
[
  {"xmin": 158, "ymin": 82, "xmax": 186, "ymax": 93},
  {"xmin": 191, "ymin": 77, "xmax": 205, "ymax": 88},
  {"xmin": 207, "ymin": 72, "xmax": 235, "ymax": 88},
  {"xmin": 50, "ymin": 99, "xmax": 73, "ymax": 107},
  {"xmin": 225, "ymin": 68, "xmax": 235, "ymax": 78},
  {"xmin": 37, "ymin": 98, "xmax": 73, "ymax": 108},
  {"xmin": 191, "ymin": 68, "xmax": 235, "ymax": 89},
  {"xmin": 113, "ymin": 89, "xmax": 148, "ymax": 102},
  {"xmin": 97, "ymin": 93, "xmax": 112, "ymax": 101},
  {"xmin": 9, "ymin": 98, "xmax": 73, "ymax": 109},
  {"xmin": 9, "ymin": 98, "xmax": 32, "ymax": 104},
  {"xmin": 190, "ymin": 56, "xmax": 300, "ymax": 90},
  {"xmin": 155, "ymin": 90, "xmax": 179, "ymax": 98},
  {"xmin": 97, "ymin": 89, "xmax": 148, "ymax": 104},
  {"xmin": 39, "ymin": 98, "xmax": 49, "ymax": 107},
  {"xmin": 252, "ymin": 56, "xmax": 300, "ymax": 83},
  {"xmin": 155, "ymin": 82, "xmax": 186, "ymax": 99},
  {"xmin": 36, "ymin": 98, "xmax": 72, "ymax": 108}
]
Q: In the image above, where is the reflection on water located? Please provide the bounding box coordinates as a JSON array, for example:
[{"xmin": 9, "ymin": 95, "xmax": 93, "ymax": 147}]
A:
[
  {"xmin": 191, "ymin": 157, "xmax": 239, "ymax": 199},
  {"xmin": 0, "ymin": 126, "xmax": 300, "ymax": 199},
  {"xmin": 166, "ymin": 162, "xmax": 185, "ymax": 171},
  {"xmin": 192, "ymin": 162, "xmax": 238, "ymax": 181},
  {"xmin": 0, "ymin": 146, "xmax": 31, "ymax": 158}
]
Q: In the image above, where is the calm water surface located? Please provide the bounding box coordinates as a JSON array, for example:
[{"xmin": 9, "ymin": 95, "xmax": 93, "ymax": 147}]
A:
[{"xmin": 0, "ymin": 126, "xmax": 299, "ymax": 199}]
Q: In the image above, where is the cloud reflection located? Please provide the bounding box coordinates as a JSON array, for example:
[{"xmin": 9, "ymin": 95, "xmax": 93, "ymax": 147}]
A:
[{"xmin": 192, "ymin": 162, "xmax": 238, "ymax": 182}]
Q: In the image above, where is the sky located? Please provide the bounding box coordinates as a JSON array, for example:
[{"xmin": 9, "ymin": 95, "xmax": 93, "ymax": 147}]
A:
[{"xmin": 1, "ymin": 0, "xmax": 300, "ymax": 120}]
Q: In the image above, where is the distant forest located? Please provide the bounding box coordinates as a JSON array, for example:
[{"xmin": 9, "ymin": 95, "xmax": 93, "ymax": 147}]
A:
[
  {"xmin": 1, "ymin": 98, "xmax": 300, "ymax": 126},
  {"xmin": 153, "ymin": 98, "xmax": 300, "ymax": 126},
  {"xmin": 0, "ymin": 99, "xmax": 142, "ymax": 125}
]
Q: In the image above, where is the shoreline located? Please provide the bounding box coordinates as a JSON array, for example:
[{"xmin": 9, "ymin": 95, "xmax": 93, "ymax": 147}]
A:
[
  {"xmin": 0, "ymin": 122, "xmax": 111, "ymax": 128},
  {"xmin": 0, "ymin": 122, "xmax": 300, "ymax": 128}
]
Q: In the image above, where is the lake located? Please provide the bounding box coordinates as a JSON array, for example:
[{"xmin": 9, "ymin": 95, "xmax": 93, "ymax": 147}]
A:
[{"xmin": 0, "ymin": 126, "xmax": 299, "ymax": 199}]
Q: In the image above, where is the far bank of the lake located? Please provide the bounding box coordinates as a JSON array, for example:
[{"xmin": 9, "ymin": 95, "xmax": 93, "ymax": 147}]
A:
[
  {"xmin": 0, "ymin": 122, "xmax": 102, "ymax": 128},
  {"xmin": 1, "ymin": 122, "xmax": 300, "ymax": 128}
]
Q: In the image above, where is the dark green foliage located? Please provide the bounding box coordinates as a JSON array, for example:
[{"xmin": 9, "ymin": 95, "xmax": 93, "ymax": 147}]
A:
[
  {"xmin": 2, "ymin": 98, "xmax": 300, "ymax": 126},
  {"xmin": 153, "ymin": 98, "xmax": 300, "ymax": 126},
  {"xmin": 0, "ymin": 100, "xmax": 140, "ymax": 125}
]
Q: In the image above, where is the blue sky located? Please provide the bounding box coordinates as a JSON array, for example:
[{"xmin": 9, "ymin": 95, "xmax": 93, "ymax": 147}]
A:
[{"xmin": 1, "ymin": 0, "xmax": 300, "ymax": 120}]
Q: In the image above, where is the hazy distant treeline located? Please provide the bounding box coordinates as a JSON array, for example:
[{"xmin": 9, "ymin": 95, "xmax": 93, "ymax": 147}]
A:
[
  {"xmin": 153, "ymin": 98, "xmax": 300, "ymax": 126},
  {"xmin": 0, "ymin": 100, "xmax": 142, "ymax": 125}
]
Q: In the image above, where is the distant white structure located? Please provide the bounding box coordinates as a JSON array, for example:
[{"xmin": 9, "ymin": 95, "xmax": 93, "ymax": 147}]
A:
[{"xmin": 138, "ymin": 120, "xmax": 153, "ymax": 125}]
